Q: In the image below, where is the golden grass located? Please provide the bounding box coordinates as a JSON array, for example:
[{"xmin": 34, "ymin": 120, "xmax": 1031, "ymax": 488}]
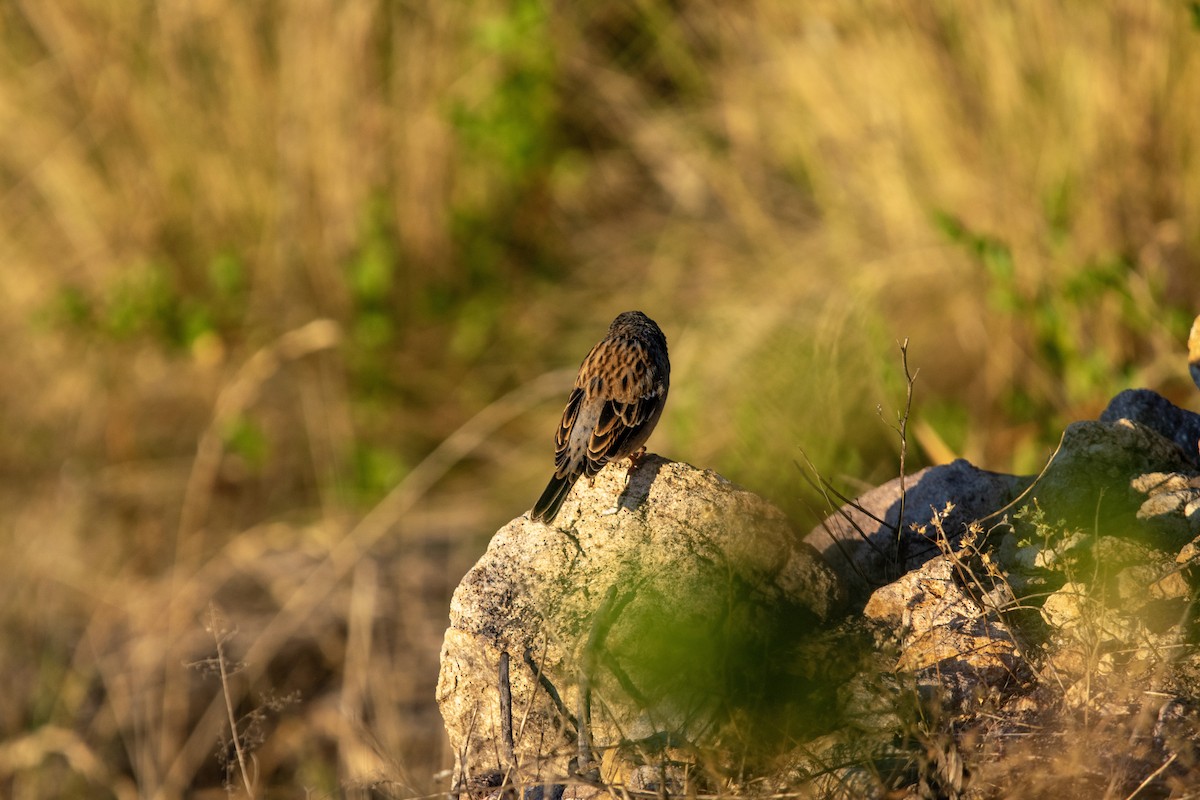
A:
[{"xmin": 1, "ymin": 0, "xmax": 1199, "ymax": 795}]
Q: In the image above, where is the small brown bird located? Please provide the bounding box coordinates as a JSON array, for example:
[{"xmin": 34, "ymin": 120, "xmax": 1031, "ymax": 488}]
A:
[{"xmin": 531, "ymin": 311, "xmax": 670, "ymax": 523}]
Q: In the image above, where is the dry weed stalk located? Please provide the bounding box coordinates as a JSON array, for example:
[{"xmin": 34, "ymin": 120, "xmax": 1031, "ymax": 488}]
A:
[
  {"xmin": 195, "ymin": 603, "xmax": 257, "ymax": 798},
  {"xmin": 878, "ymin": 338, "xmax": 918, "ymax": 569}
]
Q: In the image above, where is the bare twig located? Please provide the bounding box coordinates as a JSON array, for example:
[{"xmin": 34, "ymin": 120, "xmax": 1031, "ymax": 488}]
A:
[
  {"xmin": 499, "ymin": 651, "xmax": 516, "ymax": 780},
  {"xmin": 576, "ymin": 674, "xmax": 592, "ymax": 775},
  {"xmin": 876, "ymin": 338, "xmax": 917, "ymax": 572},
  {"xmin": 205, "ymin": 604, "xmax": 255, "ymax": 798},
  {"xmin": 523, "ymin": 647, "xmax": 576, "ymax": 736},
  {"xmin": 897, "ymin": 339, "xmax": 916, "ymax": 559},
  {"xmin": 1123, "ymin": 753, "xmax": 1177, "ymax": 800},
  {"xmin": 973, "ymin": 429, "xmax": 1067, "ymax": 527},
  {"xmin": 795, "ymin": 449, "xmax": 891, "ymax": 588}
]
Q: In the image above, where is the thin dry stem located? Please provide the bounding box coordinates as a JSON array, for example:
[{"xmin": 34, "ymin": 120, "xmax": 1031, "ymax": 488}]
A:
[{"xmin": 206, "ymin": 604, "xmax": 255, "ymax": 799}]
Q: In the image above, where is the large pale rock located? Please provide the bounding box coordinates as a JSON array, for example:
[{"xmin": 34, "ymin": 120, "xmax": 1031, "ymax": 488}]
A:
[{"xmin": 437, "ymin": 456, "xmax": 843, "ymax": 782}]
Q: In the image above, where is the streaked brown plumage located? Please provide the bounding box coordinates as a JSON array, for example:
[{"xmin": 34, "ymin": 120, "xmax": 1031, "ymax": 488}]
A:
[{"xmin": 531, "ymin": 311, "xmax": 670, "ymax": 523}]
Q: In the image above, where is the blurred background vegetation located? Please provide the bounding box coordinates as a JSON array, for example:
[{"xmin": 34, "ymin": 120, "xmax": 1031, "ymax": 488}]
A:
[{"xmin": 2, "ymin": 0, "xmax": 1199, "ymax": 796}]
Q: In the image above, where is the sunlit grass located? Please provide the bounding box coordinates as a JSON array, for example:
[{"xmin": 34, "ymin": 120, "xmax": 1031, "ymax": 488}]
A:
[{"xmin": 1, "ymin": 0, "xmax": 1199, "ymax": 795}]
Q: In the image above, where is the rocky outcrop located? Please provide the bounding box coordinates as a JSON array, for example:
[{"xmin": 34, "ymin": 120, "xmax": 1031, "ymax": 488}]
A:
[{"xmin": 439, "ymin": 378, "xmax": 1200, "ymax": 796}]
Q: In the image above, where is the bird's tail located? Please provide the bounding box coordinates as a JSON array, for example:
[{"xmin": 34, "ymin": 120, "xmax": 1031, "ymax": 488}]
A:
[{"xmin": 531, "ymin": 473, "xmax": 576, "ymax": 523}]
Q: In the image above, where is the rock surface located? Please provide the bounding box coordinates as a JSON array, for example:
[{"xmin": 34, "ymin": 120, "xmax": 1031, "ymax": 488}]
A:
[
  {"xmin": 1101, "ymin": 388, "xmax": 1200, "ymax": 468},
  {"xmin": 803, "ymin": 459, "xmax": 1026, "ymax": 601},
  {"xmin": 437, "ymin": 456, "xmax": 843, "ymax": 783},
  {"xmin": 863, "ymin": 554, "xmax": 1026, "ymax": 705}
]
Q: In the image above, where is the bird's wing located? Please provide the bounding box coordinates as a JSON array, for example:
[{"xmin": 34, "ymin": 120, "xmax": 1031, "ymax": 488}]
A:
[
  {"xmin": 581, "ymin": 393, "xmax": 660, "ymax": 477},
  {"xmin": 552, "ymin": 387, "xmax": 585, "ymax": 475}
]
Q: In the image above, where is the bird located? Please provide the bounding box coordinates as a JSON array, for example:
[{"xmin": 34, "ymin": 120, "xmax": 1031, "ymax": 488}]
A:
[
  {"xmin": 530, "ymin": 311, "xmax": 670, "ymax": 524},
  {"xmin": 1189, "ymin": 314, "xmax": 1200, "ymax": 393}
]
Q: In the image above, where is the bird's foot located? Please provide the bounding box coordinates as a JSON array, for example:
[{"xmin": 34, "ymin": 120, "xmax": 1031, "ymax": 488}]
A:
[{"xmin": 622, "ymin": 447, "xmax": 648, "ymax": 486}]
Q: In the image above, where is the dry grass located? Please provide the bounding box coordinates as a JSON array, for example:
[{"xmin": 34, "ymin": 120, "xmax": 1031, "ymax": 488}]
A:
[{"xmin": 1, "ymin": 0, "xmax": 1199, "ymax": 796}]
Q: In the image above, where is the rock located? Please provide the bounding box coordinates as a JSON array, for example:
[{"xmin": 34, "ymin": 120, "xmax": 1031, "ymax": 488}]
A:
[
  {"xmin": 998, "ymin": 529, "xmax": 1088, "ymax": 573},
  {"xmin": 437, "ymin": 456, "xmax": 844, "ymax": 783},
  {"xmin": 864, "ymin": 555, "xmax": 1026, "ymax": 706},
  {"xmin": 1040, "ymin": 581, "xmax": 1095, "ymax": 630},
  {"xmin": 1133, "ymin": 473, "xmax": 1195, "ymax": 495},
  {"xmin": 1116, "ymin": 563, "xmax": 1190, "ymax": 606},
  {"xmin": 1100, "ymin": 389, "xmax": 1200, "ymax": 468},
  {"xmin": 991, "ymin": 405, "xmax": 1200, "ymax": 597},
  {"xmin": 1026, "ymin": 419, "xmax": 1189, "ymax": 532},
  {"xmin": 804, "ymin": 460, "xmax": 1026, "ymax": 601},
  {"xmin": 1131, "ymin": 470, "xmax": 1200, "ymax": 539},
  {"xmin": 1177, "ymin": 533, "xmax": 1200, "ymax": 564}
]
